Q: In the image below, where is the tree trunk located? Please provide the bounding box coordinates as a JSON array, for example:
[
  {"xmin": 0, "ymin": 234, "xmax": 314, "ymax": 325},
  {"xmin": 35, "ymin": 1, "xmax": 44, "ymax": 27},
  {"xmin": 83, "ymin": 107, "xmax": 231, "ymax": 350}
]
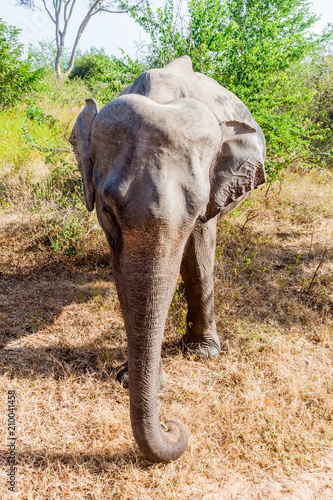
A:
[{"xmin": 55, "ymin": 46, "xmax": 63, "ymax": 79}]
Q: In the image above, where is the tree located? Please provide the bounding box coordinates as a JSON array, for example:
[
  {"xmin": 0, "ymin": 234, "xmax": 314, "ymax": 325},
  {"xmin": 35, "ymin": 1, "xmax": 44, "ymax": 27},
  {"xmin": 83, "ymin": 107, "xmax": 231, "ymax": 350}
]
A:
[
  {"xmin": 16, "ymin": 0, "xmax": 143, "ymax": 80},
  {"xmin": 0, "ymin": 19, "xmax": 43, "ymax": 107},
  {"xmin": 128, "ymin": 0, "xmax": 327, "ymax": 78}
]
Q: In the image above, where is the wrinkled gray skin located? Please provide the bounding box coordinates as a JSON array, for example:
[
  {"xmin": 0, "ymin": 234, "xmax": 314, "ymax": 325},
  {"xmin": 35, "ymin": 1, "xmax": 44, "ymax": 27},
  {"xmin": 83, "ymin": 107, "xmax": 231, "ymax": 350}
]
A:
[{"xmin": 69, "ymin": 56, "xmax": 266, "ymax": 463}]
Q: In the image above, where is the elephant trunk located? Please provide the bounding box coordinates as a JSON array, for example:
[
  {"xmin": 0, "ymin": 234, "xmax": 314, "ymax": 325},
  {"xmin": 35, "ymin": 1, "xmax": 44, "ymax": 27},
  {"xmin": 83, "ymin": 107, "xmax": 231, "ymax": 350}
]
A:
[{"xmin": 123, "ymin": 262, "xmax": 188, "ymax": 462}]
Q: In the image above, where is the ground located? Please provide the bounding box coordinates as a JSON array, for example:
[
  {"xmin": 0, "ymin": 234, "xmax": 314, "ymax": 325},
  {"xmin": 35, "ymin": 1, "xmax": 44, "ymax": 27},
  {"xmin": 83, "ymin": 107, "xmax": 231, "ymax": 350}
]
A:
[{"xmin": 0, "ymin": 169, "xmax": 332, "ymax": 499}]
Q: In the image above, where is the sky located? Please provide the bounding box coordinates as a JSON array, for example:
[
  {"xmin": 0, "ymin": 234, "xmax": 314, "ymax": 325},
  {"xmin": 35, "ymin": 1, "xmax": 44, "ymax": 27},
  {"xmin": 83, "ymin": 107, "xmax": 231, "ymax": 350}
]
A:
[{"xmin": 0, "ymin": 0, "xmax": 332, "ymax": 60}]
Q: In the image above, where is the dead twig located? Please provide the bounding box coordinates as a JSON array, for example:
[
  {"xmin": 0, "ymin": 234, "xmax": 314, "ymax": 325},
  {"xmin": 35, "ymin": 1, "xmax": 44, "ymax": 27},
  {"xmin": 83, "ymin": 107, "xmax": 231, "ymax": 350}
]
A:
[
  {"xmin": 264, "ymin": 183, "xmax": 271, "ymax": 198},
  {"xmin": 49, "ymin": 353, "xmax": 71, "ymax": 377},
  {"xmin": 306, "ymin": 248, "xmax": 328, "ymax": 294},
  {"xmin": 241, "ymin": 209, "xmax": 260, "ymax": 231}
]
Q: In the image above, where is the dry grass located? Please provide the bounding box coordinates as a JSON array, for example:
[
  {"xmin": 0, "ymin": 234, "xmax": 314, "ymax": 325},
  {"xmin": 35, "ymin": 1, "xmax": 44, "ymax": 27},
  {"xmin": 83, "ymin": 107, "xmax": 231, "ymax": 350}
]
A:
[{"xmin": 0, "ymin": 169, "xmax": 333, "ymax": 499}]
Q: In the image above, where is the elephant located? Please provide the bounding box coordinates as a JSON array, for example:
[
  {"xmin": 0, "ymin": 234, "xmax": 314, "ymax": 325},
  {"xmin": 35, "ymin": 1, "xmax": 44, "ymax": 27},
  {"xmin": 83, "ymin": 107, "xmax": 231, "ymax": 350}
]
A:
[{"xmin": 69, "ymin": 55, "xmax": 266, "ymax": 463}]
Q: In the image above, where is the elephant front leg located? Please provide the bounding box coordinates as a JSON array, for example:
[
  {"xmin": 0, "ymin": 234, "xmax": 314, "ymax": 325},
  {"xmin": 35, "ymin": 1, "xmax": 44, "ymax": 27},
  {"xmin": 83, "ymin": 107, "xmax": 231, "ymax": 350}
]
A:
[{"xmin": 180, "ymin": 218, "xmax": 221, "ymax": 359}]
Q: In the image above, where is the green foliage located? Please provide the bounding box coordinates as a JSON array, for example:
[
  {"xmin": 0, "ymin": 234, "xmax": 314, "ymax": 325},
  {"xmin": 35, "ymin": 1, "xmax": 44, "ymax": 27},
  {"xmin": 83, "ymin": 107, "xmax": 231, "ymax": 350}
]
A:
[
  {"xmin": 25, "ymin": 103, "xmax": 58, "ymax": 127},
  {"xmin": 70, "ymin": 47, "xmax": 117, "ymax": 81},
  {"xmin": 38, "ymin": 68, "xmax": 91, "ymax": 107},
  {"xmin": 187, "ymin": 0, "xmax": 332, "ymax": 179},
  {"xmin": 69, "ymin": 47, "xmax": 145, "ymax": 103},
  {"xmin": 304, "ymin": 54, "xmax": 333, "ymax": 166},
  {"xmin": 0, "ymin": 19, "xmax": 44, "ymax": 108},
  {"xmin": 127, "ymin": 0, "xmax": 333, "ymax": 181},
  {"xmin": 126, "ymin": 0, "xmax": 189, "ymax": 66},
  {"xmin": 0, "ymin": 33, "xmax": 145, "ymax": 257},
  {"xmin": 0, "ymin": 67, "xmax": 87, "ymax": 216},
  {"xmin": 22, "ymin": 104, "xmax": 70, "ymax": 164},
  {"xmin": 39, "ymin": 208, "xmax": 91, "ymax": 256},
  {"xmin": 189, "ymin": 0, "xmax": 321, "ymax": 80},
  {"xmin": 0, "ymin": 105, "xmax": 32, "ymax": 168}
]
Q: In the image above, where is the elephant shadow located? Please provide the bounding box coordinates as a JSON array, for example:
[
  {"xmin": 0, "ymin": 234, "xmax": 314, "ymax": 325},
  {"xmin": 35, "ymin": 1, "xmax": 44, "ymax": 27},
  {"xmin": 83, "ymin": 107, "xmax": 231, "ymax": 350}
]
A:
[
  {"xmin": 0, "ymin": 251, "xmax": 188, "ymax": 381},
  {"xmin": 0, "ymin": 256, "xmax": 130, "ymax": 380},
  {"xmin": 0, "ymin": 447, "xmax": 156, "ymax": 473}
]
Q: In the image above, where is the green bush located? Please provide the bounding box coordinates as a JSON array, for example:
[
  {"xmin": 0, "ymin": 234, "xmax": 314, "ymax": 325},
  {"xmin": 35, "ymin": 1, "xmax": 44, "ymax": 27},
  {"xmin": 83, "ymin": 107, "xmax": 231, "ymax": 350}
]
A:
[
  {"xmin": 69, "ymin": 48, "xmax": 145, "ymax": 103},
  {"xmin": 0, "ymin": 19, "xmax": 44, "ymax": 108},
  {"xmin": 0, "ymin": 67, "xmax": 87, "ymax": 213},
  {"xmin": 305, "ymin": 54, "xmax": 333, "ymax": 165}
]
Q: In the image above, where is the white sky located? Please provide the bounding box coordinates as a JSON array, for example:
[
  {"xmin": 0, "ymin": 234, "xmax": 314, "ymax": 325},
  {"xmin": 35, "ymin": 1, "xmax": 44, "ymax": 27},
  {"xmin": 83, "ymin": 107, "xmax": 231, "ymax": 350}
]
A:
[{"xmin": 0, "ymin": 0, "xmax": 332, "ymax": 60}]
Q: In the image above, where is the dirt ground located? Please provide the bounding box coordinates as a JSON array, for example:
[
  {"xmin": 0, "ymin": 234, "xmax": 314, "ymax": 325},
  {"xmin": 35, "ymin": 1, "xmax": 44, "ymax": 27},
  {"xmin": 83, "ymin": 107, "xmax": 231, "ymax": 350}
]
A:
[{"xmin": 0, "ymin": 170, "xmax": 332, "ymax": 499}]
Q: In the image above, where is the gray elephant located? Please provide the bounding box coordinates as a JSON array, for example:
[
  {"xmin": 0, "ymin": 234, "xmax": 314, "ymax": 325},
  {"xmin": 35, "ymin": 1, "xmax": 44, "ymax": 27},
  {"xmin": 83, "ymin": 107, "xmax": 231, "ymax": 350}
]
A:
[{"xmin": 69, "ymin": 56, "xmax": 266, "ymax": 463}]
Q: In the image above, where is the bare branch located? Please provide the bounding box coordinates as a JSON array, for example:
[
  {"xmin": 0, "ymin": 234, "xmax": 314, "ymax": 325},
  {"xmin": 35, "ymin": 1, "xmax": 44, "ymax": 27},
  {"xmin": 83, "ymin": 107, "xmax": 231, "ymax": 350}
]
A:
[
  {"xmin": 96, "ymin": 7, "xmax": 129, "ymax": 13},
  {"xmin": 42, "ymin": 0, "xmax": 56, "ymax": 23},
  {"xmin": 54, "ymin": 0, "xmax": 63, "ymax": 75},
  {"xmin": 64, "ymin": 0, "xmax": 76, "ymax": 22},
  {"xmin": 67, "ymin": 0, "xmax": 77, "ymax": 22},
  {"xmin": 89, "ymin": 0, "xmax": 103, "ymax": 13},
  {"xmin": 61, "ymin": 0, "xmax": 103, "ymax": 78},
  {"xmin": 37, "ymin": 0, "xmax": 141, "ymax": 79},
  {"xmin": 96, "ymin": 0, "xmax": 144, "ymax": 15},
  {"xmin": 55, "ymin": 2, "xmax": 61, "ymax": 50},
  {"xmin": 306, "ymin": 248, "xmax": 328, "ymax": 294},
  {"xmin": 64, "ymin": 0, "xmax": 69, "ymax": 21},
  {"xmin": 62, "ymin": 0, "xmax": 77, "ymax": 43},
  {"xmin": 241, "ymin": 209, "xmax": 260, "ymax": 231}
]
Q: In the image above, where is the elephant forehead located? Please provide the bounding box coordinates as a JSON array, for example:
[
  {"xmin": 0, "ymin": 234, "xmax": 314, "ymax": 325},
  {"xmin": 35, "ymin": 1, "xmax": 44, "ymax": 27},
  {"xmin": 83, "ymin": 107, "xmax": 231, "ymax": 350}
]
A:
[
  {"xmin": 91, "ymin": 95, "xmax": 221, "ymax": 189},
  {"xmin": 91, "ymin": 94, "xmax": 221, "ymax": 150},
  {"xmin": 96, "ymin": 142, "xmax": 211, "ymax": 230}
]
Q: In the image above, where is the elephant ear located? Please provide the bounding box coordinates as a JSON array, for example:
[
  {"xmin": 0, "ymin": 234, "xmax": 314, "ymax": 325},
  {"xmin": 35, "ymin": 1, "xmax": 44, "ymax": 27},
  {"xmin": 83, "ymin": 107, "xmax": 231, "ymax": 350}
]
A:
[
  {"xmin": 69, "ymin": 98, "xmax": 99, "ymax": 212},
  {"xmin": 202, "ymin": 120, "xmax": 266, "ymax": 222}
]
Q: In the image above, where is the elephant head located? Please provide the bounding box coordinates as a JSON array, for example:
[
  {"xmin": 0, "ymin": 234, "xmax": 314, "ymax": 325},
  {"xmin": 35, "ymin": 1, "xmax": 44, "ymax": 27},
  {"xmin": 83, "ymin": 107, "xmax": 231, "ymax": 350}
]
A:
[{"xmin": 69, "ymin": 56, "xmax": 266, "ymax": 462}]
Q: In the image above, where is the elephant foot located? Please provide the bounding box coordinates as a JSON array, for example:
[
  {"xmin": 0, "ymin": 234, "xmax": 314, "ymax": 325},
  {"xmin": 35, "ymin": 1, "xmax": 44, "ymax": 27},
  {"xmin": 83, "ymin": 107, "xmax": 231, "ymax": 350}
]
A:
[
  {"xmin": 115, "ymin": 361, "xmax": 167, "ymax": 391},
  {"xmin": 184, "ymin": 337, "xmax": 221, "ymax": 359},
  {"xmin": 115, "ymin": 361, "xmax": 129, "ymax": 387}
]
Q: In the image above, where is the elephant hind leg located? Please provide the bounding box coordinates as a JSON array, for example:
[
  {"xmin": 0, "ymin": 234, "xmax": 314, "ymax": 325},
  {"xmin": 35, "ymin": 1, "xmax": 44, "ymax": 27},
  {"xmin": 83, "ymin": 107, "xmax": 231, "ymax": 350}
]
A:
[
  {"xmin": 115, "ymin": 360, "xmax": 167, "ymax": 391},
  {"xmin": 180, "ymin": 218, "xmax": 221, "ymax": 359}
]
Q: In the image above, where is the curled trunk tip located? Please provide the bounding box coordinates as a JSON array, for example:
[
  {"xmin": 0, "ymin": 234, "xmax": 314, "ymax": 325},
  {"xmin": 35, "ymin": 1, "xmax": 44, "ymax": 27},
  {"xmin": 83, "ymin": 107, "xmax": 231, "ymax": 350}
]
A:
[{"xmin": 131, "ymin": 413, "xmax": 188, "ymax": 462}]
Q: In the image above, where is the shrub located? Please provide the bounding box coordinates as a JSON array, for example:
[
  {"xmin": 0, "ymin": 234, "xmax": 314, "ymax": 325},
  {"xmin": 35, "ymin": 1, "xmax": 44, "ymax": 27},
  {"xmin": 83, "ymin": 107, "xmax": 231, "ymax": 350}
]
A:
[
  {"xmin": 69, "ymin": 48, "xmax": 145, "ymax": 103},
  {"xmin": 0, "ymin": 19, "xmax": 44, "ymax": 108},
  {"xmin": 305, "ymin": 54, "xmax": 333, "ymax": 166}
]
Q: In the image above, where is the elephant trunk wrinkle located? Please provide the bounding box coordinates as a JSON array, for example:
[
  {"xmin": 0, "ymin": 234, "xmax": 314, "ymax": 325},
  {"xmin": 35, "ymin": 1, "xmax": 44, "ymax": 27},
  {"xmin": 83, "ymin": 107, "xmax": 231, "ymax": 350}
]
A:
[{"xmin": 122, "ymin": 260, "xmax": 188, "ymax": 462}]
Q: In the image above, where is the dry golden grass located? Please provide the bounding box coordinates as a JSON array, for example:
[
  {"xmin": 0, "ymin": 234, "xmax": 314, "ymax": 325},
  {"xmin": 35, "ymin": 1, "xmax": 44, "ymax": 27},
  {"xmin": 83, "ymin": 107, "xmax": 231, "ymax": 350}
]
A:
[{"xmin": 0, "ymin": 169, "xmax": 333, "ymax": 499}]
